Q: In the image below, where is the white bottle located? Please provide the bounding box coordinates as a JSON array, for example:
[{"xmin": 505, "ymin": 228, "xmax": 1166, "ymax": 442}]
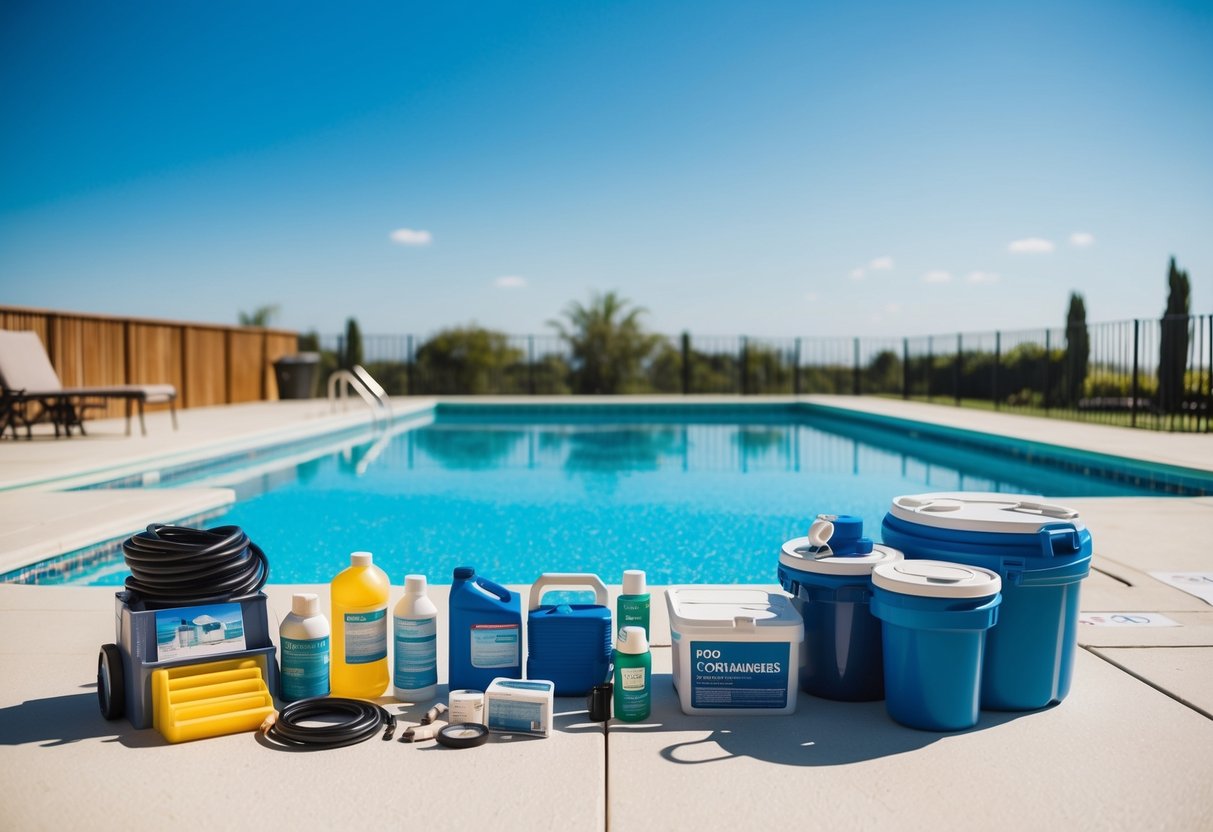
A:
[
  {"xmin": 279, "ymin": 592, "xmax": 331, "ymax": 702},
  {"xmin": 393, "ymin": 574, "xmax": 439, "ymax": 702}
]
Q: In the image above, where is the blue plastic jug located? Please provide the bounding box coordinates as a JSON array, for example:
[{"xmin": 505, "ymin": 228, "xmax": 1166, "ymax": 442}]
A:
[
  {"xmin": 882, "ymin": 492, "xmax": 1092, "ymax": 711},
  {"xmin": 448, "ymin": 566, "xmax": 522, "ymax": 692},
  {"xmin": 526, "ymin": 573, "xmax": 612, "ymax": 696}
]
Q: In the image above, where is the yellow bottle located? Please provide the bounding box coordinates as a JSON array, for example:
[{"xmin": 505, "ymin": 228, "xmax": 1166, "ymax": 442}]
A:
[{"xmin": 330, "ymin": 551, "xmax": 390, "ymax": 698}]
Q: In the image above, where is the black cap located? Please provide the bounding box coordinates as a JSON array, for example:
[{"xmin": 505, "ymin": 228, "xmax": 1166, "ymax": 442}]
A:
[{"xmin": 453, "ymin": 566, "xmax": 475, "ymax": 580}]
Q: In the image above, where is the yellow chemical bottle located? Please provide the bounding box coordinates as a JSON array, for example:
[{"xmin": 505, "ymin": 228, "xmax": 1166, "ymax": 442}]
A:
[{"xmin": 330, "ymin": 551, "xmax": 390, "ymax": 698}]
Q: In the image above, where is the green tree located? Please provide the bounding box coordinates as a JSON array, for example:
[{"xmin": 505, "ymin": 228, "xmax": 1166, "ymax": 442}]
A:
[
  {"xmin": 1157, "ymin": 257, "xmax": 1191, "ymax": 413},
  {"xmin": 238, "ymin": 304, "xmax": 280, "ymax": 327},
  {"xmin": 549, "ymin": 291, "xmax": 661, "ymax": 394},
  {"xmin": 1063, "ymin": 292, "xmax": 1089, "ymax": 406},
  {"xmin": 340, "ymin": 317, "xmax": 363, "ymax": 370},
  {"xmin": 414, "ymin": 326, "xmax": 523, "ymax": 394}
]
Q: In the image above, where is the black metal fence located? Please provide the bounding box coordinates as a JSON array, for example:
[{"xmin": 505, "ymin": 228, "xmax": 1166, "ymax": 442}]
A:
[{"xmin": 319, "ymin": 314, "xmax": 1213, "ymax": 432}]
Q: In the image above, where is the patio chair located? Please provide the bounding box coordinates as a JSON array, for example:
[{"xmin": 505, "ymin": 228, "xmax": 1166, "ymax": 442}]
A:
[{"xmin": 0, "ymin": 330, "xmax": 178, "ymax": 438}]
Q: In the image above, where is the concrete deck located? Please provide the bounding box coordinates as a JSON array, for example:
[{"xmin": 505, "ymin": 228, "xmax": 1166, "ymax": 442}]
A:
[{"xmin": 1, "ymin": 396, "xmax": 1211, "ymax": 830}]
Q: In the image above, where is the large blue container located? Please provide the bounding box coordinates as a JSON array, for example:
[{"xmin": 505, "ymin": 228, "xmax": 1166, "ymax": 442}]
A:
[
  {"xmin": 777, "ymin": 515, "xmax": 903, "ymax": 701},
  {"xmin": 881, "ymin": 493, "xmax": 1092, "ymax": 711},
  {"xmin": 448, "ymin": 566, "xmax": 522, "ymax": 692},
  {"xmin": 870, "ymin": 560, "xmax": 1002, "ymax": 731},
  {"xmin": 526, "ymin": 573, "xmax": 613, "ymax": 696}
]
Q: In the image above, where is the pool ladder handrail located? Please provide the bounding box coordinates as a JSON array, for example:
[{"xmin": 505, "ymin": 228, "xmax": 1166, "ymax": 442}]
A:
[{"xmin": 327, "ymin": 365, "xmax": 392, "ymax": 424}]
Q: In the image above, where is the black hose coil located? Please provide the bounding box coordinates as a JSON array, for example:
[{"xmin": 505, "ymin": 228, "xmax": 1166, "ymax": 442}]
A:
[
  {"xmin": 122, "ymin": 523, "xmax": 269, "ymax": 607},
  {"xmin": 263, "ymin": 697, "xmax": 396, "ymax": 749}
]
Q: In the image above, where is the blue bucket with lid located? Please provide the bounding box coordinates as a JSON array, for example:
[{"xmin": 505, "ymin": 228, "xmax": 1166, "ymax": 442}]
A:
[
  {"xmin": 870, "ymin": 559, "xmax": 1002, "ymax": 731},
  {"xmin": 881, "ymin": 492, "xmax": 1092, "ymax": 711},
  {"xmin": 778, "ymin": 515, "xmax": 903, "ymax": 701}
]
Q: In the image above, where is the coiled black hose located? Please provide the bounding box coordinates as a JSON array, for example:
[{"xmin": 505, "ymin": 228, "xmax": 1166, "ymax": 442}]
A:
[
  {"xmin": 122, "ymin": 524, "xmax": 269, "ymax": 607},
  {"xmin": 261, "ymin": 697, "xmax": 396, "ymax": 749}
]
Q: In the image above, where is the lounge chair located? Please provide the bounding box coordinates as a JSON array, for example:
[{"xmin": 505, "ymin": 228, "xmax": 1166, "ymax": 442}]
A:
[{"xmin": 0, "ymin": 330, "xmax": 178, "ymax": 438}]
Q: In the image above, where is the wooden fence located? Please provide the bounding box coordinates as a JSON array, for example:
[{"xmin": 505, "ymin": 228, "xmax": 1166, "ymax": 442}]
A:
[{"xmin": 0, "ymin": 305, "xmax": 299, "ymax": 418}]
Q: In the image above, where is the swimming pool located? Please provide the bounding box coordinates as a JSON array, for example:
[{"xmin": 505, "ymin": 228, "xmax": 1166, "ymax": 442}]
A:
[{"xmin": 23, "ymin": 402, "xmax": 1196, "ymax": 588}]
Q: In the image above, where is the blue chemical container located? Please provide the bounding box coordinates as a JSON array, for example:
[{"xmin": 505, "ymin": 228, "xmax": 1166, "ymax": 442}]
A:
[
  {"xmin": 448, "ymin": 567, "xmax": 522, "ymax": 692},
  {"xmin": 870, "ymin": 560, "xmax": 1002, "ymax": 731},
  {"xmin": 881, "ymin": 492, "xmax": 1092, "ymax": 711},
  {"xmin": 777, "ymin": 515, "xmax": 903, "ymax": 701},
  {"xmin": 526, "ymin": 574, "xmax": 613, "ymax": 696}
]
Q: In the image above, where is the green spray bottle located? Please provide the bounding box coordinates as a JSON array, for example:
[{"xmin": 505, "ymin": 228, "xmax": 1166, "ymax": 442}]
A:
[{"xmin": 613, "ymin": 626, "xmax": 651, "ymax": 721}]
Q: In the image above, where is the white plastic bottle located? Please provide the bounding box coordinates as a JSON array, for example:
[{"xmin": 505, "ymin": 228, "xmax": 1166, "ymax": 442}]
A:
[
  {"xmin": 279, "ymin": 592, "xmax": 331, "ymax": 702},
  {"xmin": 393, "ymin": 574, "xmax": 439, "ymax": 702}
]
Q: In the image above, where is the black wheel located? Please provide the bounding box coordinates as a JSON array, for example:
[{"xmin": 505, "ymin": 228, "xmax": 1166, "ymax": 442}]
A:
[{"xmin": 97, "ymin": 644, "xmax": 125, "ymax": 720}]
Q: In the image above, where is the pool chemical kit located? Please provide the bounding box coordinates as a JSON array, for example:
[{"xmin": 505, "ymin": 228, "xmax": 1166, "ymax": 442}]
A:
[
  {"xmin": 526, "ymin": 573, "xmax": 613, "ymax": 696},
  {"xmin": 881, "ymin": 492, "xmax": 1092, "ymax": 710},
  {"xmin": 393, "ymin": 574, "xmax": 438, "ymax": 702},
  {"xmin": 330, "ymin": 552, "xmax": 390, "ymax": 699},
  {"xmin": 617, "ymin": 569, "xmax": 650, "ymax": 639},
  {"xmin": 484, "ymin": 677, "xmax": 555, "ymax": 737},
  {"xmin": 279, "ymin": 593, "xmax": 330, "ymax": 701},
  {"xmin": 613, "ymin": 626, "xmax": 651, "ymax": 721},
  {"xmin": 870, "ymin": 559, "xmax": 1002, "ymax": 731},
  {"xmin": 666, "ymin": 586, "xmax": 804, "ymax": 715},
  {"xmin": 449, "ymin": 566, "xmax": 522, "ymax": 691},
  {"xmin": 97, "ymin": 524, "xmax": 278, "ymax": 743},
  {"xmin": 778, "ymin": 515, "xmax": 903, "ymax": 701}
]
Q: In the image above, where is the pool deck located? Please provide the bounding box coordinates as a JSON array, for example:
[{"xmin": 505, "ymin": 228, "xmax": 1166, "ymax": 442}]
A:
[{"xmin": 1, "ymin": 396, "xmax": 1212, "ymax": 830}]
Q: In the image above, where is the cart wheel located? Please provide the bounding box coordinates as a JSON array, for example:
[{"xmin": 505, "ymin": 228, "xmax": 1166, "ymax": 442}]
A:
[{"xmin": 97, "ymin": 644, "xmax": 125, "ymax": 720}]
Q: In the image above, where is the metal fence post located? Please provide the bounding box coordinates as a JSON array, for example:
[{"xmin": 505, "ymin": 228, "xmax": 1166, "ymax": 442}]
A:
[
  {"xmin": 1043, "ymin": 330, "xmax": 1051, "ymax": 413},
  {"xmin": 406, "ymin": 334, "xmax": 414, "ymax": 396},
  {"xmin": 793, "ymin": 337, "xmax": 802, "ymax": 396},
  {"xmin": 1131, "ymin": 319, "xmax": 1140, "ymax": 428},
  {"xmin": 528, "ymin": 335, "xmax": 535, "ymax": 395},
  {"xmin": 739, "ymin": 336, "xmax": 749, "ymax": 395},
  {"xmin": 902, "ymin": 338, "xmax": 909, "ymax": 399},
  {"xmin": 954, "ymin": 333, "xmax": 962, "ymax": 406},
  {"xmin": 993, "ymin": 331, "xmax": 1001, "ymax": 410},
  {"xmin": 926, "ymin": 336, "xmax": 934, "ymax": 400},
  {"xmin": 681, "ymin": 332, "xmax": 691, "ymax": 395},
  {"xmin": 853, "ymin": 337, "xmax": 860, "ymax": 396}
]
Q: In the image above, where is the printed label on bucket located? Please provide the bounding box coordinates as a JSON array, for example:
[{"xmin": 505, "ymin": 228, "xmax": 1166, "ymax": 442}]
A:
[{"xmin": 690, "ymin": 641, "xmax": 788, "ymax": 709}]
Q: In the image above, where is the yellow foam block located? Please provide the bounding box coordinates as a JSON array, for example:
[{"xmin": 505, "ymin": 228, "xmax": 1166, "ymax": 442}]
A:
[{"xmin": 151, "ymin": 656, "xmax": 275, "ymax": 744}]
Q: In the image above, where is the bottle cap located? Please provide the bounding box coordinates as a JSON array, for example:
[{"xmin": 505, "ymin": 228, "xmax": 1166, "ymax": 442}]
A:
[
  {"xmin": 617, "ymin": 625, "xmax": 649, "ymax": 654},
  {"xmin": 405, "ymin": 574, "xmax": 427, "ymax": 594},
  {"xmin": 622, "ymin": 569, "xmax": 646, "ymax": 596},
  {"xmin": 350, "ymin": 551, "xmax": 373, "ymax": 567},
  {"xmin": 291, "ymin": 592, "xmax": 320, "ymax": 617},
  {"xmin": 453, "ymin": 566, "xmax": 474, "ymax": 580}
]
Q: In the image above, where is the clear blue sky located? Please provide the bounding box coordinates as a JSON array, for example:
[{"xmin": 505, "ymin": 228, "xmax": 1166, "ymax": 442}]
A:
[{"xmin": 1, "ymin": 0, "xmax": 1210, "ymax": 338}]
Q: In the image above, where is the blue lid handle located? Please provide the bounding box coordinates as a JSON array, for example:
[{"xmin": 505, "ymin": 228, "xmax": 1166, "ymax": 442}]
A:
[{"xmin": 809, "ymin": 514, "xmax": 874, "ymax": 558}]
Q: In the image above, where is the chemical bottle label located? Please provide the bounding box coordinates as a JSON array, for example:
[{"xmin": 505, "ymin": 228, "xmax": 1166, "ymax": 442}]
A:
[
  {"xmin": 620, "ymin": 666, "xmax": 646, "ymax": 692},
  {"xmin": 690, "ymin": 641, "xmax": 788, "ymax": 709},
  {"xmin": 470, "ymin": 623, "xmax": 520, "ymax": 669},
  {"xmin": 394, "ymin": 616, "xmax": 437, "ymax": 690},
  {"xmin": 343, "ymin": 607, "xmax": 387, "ymax": 664},
  {"xmin": 281, "ymin": 635, "xmax": 330, "ymax": 700}
]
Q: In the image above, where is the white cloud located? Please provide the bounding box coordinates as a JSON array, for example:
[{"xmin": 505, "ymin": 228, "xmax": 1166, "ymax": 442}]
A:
[
  {"xmin": 389, "ymin": 228, "xmax": 433, "ymax": 246},
  {"xmin": 868, "ymin": 302, "xmax": 902, "ymax": 324},
  {"xmin": 966, "ymin": 270, "xmax": 1001, "ymax": 284},
  {"xmin": 1069, "ymin": 232, "xmax": 1095, "ymax": 248},
  {"xmin": 849, "ymin": 267, "xmax": 865, "ymax": 280},
  {"xmin": 1007, "ymin": 237, "xmax": 1054, "ymax": 254},
  {"xmin": 922, "ymin": 270, "xmax": 953, "ymax": 284},
  {"xmin": 804, "ymin": 291, "xmax": 819, "ymax": 302},
  {"xmin": 869, "ymin": 256, "xmax": 894, "ymax": 271},
  {"xmin": 494, "ymin": 275, "xmax": 527, "ymax": 289}
]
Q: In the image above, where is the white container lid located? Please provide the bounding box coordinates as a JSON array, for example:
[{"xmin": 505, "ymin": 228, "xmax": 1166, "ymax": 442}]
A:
[
  {"xmin": 780, "ymin": 538, "xmax": 903, "ymax": 576},
  {"xmin": 888, "ymin": 492, "xmax": 1086, "ymax": 534},
  {"xmin": 617, "ymin": 626, "xmax": 649, "ymax": 654},
  {"xmin": 291, "ymin": 592, "xmax": 320, "ymax": 617},
  {"xmin": 350, "ymin": 551, "xmax": 373, "ymax": 567},
  {"xmin": 622, "ymin": 569, "xmax": 646, "ymax": 596},
  {"xmin": 872, "ymin": 560, "xmax": 1002, "ymax": 598},
  {"xmin": 404, "ymin": 574, "xmax": 427, "ymax": 593},
  {"xmin": 666, "ymin": 586, "xmax": 803, "ymax": 632}
]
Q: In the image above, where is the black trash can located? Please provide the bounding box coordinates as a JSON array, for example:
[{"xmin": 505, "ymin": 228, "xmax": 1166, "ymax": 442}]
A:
[{"xmin": 273, "ymin": 353, "xmax": 320, "ymax": 399}]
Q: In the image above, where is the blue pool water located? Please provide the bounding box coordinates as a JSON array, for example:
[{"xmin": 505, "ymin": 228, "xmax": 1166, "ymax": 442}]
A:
[{"xmin": 36, "ymin": 405, "xmax": 1175, "ymax": 588}]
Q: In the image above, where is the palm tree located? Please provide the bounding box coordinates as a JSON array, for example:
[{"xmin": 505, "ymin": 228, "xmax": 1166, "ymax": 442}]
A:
[
  {"xmin": 238, "ymin": 304, "xmax": 280, "ymax": 327},
  {"xmin": 549, "ymin": 291, "xmax": 661, "ymax": 394}
]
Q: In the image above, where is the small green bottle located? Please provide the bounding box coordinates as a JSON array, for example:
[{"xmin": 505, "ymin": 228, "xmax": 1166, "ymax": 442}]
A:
[
  {"xmin": 613, "ymin": 626, "xmax": 651, "ymax": 722},
  {"xmin": 618, "ymin": 570, "xmax": 650, "ymax": 640}
]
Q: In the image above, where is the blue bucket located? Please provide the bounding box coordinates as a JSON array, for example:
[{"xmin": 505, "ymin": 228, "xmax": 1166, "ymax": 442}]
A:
[
  {"xmin": 881, "ymin": 493, "xmax": 1092, "ymax": 711},
  {"xmin": 778, "ymin": 515, "xmax": 903, "ymax": 701},
  {"xmin": 870, "ymin": 560, "xmax": 1002, "ymax": 731}
]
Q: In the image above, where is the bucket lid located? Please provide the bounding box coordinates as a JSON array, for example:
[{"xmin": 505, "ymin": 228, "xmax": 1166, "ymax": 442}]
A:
[
  {"xmin": 780, "ymin": 538, "xmax": 903, "ymax": 575},
  {"xmin": 888, "ymin": 492, "xmax": 1086, "ymax": 534},
  {"xmin": 872, "ymin": 560, "xmax": 1001, "ymax": 598},
  {"xmin": 665, "ymin": 586, "xmax": 802, "ymax": 630}
]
